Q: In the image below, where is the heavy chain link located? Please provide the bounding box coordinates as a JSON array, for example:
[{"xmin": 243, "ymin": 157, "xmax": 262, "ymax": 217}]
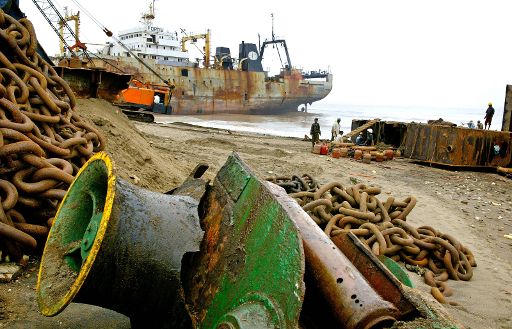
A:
[
  {"xmin": 267, "ymin": 174, "xmax": 476, "ymax": 305},
  {"xmin": 0, "ymin": 9, "xmax": 106, "ymax": 261}
]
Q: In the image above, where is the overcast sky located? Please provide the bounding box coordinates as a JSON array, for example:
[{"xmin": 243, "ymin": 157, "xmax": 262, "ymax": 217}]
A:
[{"xmin": 19, "ymin": 0, "xmax": 512, "ymax": 113}]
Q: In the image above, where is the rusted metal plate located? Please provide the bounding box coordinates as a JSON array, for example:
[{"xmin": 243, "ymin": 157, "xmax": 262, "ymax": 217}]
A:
[
  {"xmin": 54, "ymin": 66, "xmax": 132, "ymax": 102},
  {"xmin": 90, "ymin": 57, "xmax": 332, "ymax": 115},
  {"xmin": 404, "ymin": 123, "xmax": 512, "ymax": 167},
  {"xmin": 503, "ymin": 85, "xmax": 512, "ymax": 132},
  {"xmin": 330, "ymin": 232, "xmax": 418, "ymax": 319}
]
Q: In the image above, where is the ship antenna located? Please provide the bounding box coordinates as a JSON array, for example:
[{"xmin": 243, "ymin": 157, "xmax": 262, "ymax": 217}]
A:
[
  {"xmin": 141, "ymin": 0, "xmax": 156, "ymax": 29},
  {"xmin": 271, "ymin": 13, "xmax": 275, "ymax": 41}
]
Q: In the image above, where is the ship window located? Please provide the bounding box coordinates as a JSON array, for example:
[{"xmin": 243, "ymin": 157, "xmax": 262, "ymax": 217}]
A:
[{"xmin": 181, "ymin": 69, "xmax": 188, "ymax": 77}]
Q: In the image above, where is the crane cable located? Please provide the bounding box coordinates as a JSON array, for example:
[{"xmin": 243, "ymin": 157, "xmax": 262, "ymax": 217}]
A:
[
  {"xmin": 69, "ymin": 0, "xmax": 112, "ymax": 37},
  {"xmin": 30, "ymin": 0, "xmax": 76, "ymax": 57}
]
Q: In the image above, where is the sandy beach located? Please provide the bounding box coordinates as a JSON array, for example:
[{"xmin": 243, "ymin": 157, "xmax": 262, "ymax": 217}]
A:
[{"xmin": 1, "ymin": 99, "xmax": 511, "ymax": 328}]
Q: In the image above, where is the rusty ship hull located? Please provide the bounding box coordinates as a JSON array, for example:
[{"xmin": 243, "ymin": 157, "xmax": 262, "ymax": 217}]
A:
[{"xmin": 90, "ymin": 56, "xmax": 332, "ymax": 115}]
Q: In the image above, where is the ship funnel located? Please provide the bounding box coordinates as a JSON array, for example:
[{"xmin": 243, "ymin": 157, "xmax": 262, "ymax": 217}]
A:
[
  {"xmin": 239, "ymin": 42, "xmax": 263, "ymax": 72},
  {"xmin": 215, "ymin": 47, "xmax": 233, "ymax": 69}
]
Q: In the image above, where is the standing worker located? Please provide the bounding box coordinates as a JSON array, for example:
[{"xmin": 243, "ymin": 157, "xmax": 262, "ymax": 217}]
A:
[
  {"xmin": 331, "ymin": 118, "xmax": 341, "ymax": 141},
  {"xmin": 365, "ymin": 128, "xmax": 374, "ymax": 146},
  {"xmin": 310, "ymin": 118, "xmax": 321, "ymax": 147},
  {"xmin": 484, "ymin": 102, "xmax": 495, "ymax": 130}
]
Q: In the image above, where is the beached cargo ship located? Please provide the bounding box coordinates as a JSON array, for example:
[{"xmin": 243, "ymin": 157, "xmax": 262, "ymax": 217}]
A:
[{"xmin": 89, "ymin": 3, "xmax": 333, "ymax": 115}]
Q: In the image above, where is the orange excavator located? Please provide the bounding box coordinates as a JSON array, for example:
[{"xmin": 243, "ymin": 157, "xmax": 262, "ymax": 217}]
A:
[{"xmin": 113, "ymin": 79, "xmax": 174, "ymax": 123}]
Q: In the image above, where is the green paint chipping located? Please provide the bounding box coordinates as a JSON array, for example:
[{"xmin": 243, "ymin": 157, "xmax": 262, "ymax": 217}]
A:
[
  {"xmin": 202, "ymin": 176, "xmax": 304, "ymax": 328},
  {"xmin": 217, "ymin": 154, "xmax": 251, "ymax": 202},
  {"xmin": 377, "ymin": 255, "xmax": 414, "ymax": 288},
  {"xmin": 49, "ymin": 160, "xmax": 108, "ymax": 272}
]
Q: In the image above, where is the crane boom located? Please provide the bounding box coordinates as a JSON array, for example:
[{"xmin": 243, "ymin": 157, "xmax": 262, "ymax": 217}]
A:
[{"xmin": 30, "ymin": 0, "xmax": 93, "ymax": 65}]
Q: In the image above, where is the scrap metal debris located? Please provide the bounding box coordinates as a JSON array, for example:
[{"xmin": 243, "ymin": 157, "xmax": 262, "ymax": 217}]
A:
[{"xmin": 267, "ymin": 174, "xmax": 477, "ymax": 305}]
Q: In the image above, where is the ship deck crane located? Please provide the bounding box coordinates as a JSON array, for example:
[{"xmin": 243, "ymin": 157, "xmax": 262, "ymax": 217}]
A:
[
  {"xmin": 181, "ymin": 29, "xmax": 211, "ymax": 68},
  {"xmin": 30, "ymin": 0, "xmax": 93, "ymax": 65}
]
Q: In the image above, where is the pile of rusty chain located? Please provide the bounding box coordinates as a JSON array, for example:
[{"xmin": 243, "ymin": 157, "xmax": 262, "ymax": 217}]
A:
[
  {"xmin": 267, "ymin": 175, "xmax": 477, "ymax": 305},
  {"xmin": 0, "ymin": 10, "xmax": 106, "ymax": 261}
]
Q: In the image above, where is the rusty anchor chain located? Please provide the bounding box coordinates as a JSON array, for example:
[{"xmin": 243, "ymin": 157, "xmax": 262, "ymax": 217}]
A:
[
  {"xmin": 267, "ymin": 174, "xmax": 477, "ymax": 305},
  {"xmin": 0, "ymin": 9, "xmax": 105, "ymax": 261}
]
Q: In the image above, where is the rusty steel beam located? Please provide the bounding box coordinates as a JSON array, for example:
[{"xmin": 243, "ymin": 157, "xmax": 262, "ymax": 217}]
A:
[
  {"xmin": 503, "ymin": 85, "xmax": 512, "ymax": 132},
  {"xmin": 404, "ymin": 123, "xmax": 512, "ymax": 168}
]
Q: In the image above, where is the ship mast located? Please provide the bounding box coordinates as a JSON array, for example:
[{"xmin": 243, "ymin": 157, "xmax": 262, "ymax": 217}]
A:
[
  {"xmin": 271, "ymin": 13, "xmax": 275, "ymax": 41},
  {"xmin": 141, "ymin": 0, "xmax": 155, "ymax": 30}
]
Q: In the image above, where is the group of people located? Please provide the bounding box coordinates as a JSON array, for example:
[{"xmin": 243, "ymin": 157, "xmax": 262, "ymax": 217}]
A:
[
  {"xmin": 467, "ymin": 102, "xmax": 495, "ymax": 130},
  {"xmin": 309, "ymin": 117, "xmax": 373, "ymax": 147},
  {"xmin": 309, "ymin": 102, "xmax": 495, "ymax": 148},
  {"xmin": 310, "ymin": 118, "xmax": 344, "ymax": 146}
]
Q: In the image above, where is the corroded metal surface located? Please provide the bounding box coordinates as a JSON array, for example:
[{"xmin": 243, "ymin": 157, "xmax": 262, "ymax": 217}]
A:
[
  {"xmin": 331, "ymin": 232, "xmax": 418, "ymax": 319},
  {"xmin": 404, "ymin": 123, "xmax": 512, "ymax": 167},
  {"xmin": 350, "ymin": 119, "xmax": 407, "ymax": 148},
  {"xmin": 53, "ymin": 66, "xmax": 132, "ymax": 102},
  {"xmin": 274, "ymin": 182, "xmax": 398, "ymax": 329},
  {"xmin": 91, "ymin": 57, "xmax": 332, "ymax": 115},
  {"xmin": 503, "ymin": 84, "xmax": 512, "ymax": 132},
  {"xmin": 182, "ymin": 153, "xmax": 305, "ymax": 328}
]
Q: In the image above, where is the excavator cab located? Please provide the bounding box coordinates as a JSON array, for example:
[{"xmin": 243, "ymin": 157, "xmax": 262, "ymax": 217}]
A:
[
  {"xmin": 151, "ymin": 90, "xmax": 172, "ymax": 114},
  {"xmin": 113, "ymin": 80, "xmax": 173, "ymax": 121}
]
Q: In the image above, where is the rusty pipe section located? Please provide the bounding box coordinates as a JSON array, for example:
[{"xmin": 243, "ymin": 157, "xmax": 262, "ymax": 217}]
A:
[{"xmin": 268, "ymin": 183, "xmax": 397, "ymax": 329}]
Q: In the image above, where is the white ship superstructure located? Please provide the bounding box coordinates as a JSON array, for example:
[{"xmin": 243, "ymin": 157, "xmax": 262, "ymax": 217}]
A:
[{"xmin": 100, "ymin": 1, "xmax": 190, "ymax": 66}]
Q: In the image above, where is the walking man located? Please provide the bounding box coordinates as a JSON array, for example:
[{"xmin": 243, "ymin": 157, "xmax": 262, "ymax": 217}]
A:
[
  {"xmin": 310, "ymin": 118, "xmax": 321, "ymax": 147},
  {"xmin": 484, "ymin": 102, "xmax": 495, "ymax": 130},
  {"xmin": 331, "ymin": 118, "xmax": 341, "ymax": 141}
]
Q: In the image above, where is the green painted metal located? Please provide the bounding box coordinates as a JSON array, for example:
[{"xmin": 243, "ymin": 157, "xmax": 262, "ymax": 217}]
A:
[
  {"xmin": 216, "ymin": 153, "xmax": 251, "ymax": 202},
  {"xmin": 184, "ymin": 153, "xmax": 305, "ymax": 329},
  {"xmin": 80, "ymin": 212, "xmax": 103, "ymax": 261},
  {"xmin": 53, "ymin": 159, "xmax": 108, "ymax": 272},
  {"xmin": 377, "ymin": 255, "xmax": 414, "ymax": 288}
]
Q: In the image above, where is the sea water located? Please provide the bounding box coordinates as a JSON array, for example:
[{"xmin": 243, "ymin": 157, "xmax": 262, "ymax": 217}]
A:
[{"xmin": 153, "ymin": 103, "xmax": 503, "ymax": 138}]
